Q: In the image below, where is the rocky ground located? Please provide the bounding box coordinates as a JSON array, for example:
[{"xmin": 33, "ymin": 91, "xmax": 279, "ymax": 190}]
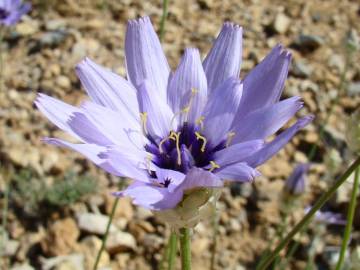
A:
[{"xmin": 0, "ymin": 0, "xmax": 360, "ymax": 269}]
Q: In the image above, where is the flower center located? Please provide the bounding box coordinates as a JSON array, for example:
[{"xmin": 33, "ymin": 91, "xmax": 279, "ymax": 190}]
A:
[
  {"xmin": 0, "ymin": 8, "xmax": 9, "ymax": 20},
  {"xmin": 145, "ymin": 123, "xmax": 225, "ymax": 173}
]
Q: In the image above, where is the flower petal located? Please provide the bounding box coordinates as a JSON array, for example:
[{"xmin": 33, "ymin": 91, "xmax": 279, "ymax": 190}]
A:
[
  {"xmin": 202, "ymin": 77, "xmax": 243, "ymax": 146},
  {"xmin": 75, "ymin": 58, "xmax": 139, "ymax": 120},
  {"xmin": 137, "ymin": 80, "xmax": 174, "ymax": 140},
  {"xmin": 98, "ymin": 147, "xmax": 151, "ymax": 182},
  {"xmin": 114, "ymin": 181, "xmax": 183, "ymax": 210},
  {"xmin": 74, "ymin": 101, "xmax": 145, "ymax": 149},
  {"xmin": 203, "ymin": 22, "xmax": 242, "ymax": 91},
  {"xmin": 42, "ymin": 137, "xmax": 118, "ymax": 175},
  {"xmin": 167, "ymin": 48, "xmax": 207, "ymax": 124},
  {"xmin": 35, "ymin": 93, "xmax": 81, "ymax": 141},
  {"xmin": 235, "ymin": 45, "xmax": 292, "ymax": 120},
  {"xmin": 216, "ymin": 162, "xmax": 260, "ymax": 182},
  {"xmin": 176, "ymin": 167, "xmax": 223, "ymax": 192},
  {"xmin": 232, "ymin": 96, "xmax": 303, "ymax": 143},
  {"xmin": 212, "ymin": 139, "xmax": 264, "ymax": 167},
  {"xmin": 155, "ymin": 167, "xmax": 186, "ymax": 193},
  {"xmin": 245, "ymin": 115, "xmax": 314, "ymax": 167},
  {"xmin": 125, "ymin": 16, "xmax": 170, "ymax": 100}
]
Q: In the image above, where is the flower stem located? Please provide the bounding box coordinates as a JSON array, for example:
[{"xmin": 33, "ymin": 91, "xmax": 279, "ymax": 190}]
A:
[
  {"xmin": 167, "ymin": 232, "xmax": 178, "ymax": 270},
  {"xmin": 179, "ymin": 227, "xmax": 191, "ymax": 270},
  {"xmin": 257, "ymin": 156, "xmax": 360, "ymax": 270},
  {"xmin": 93, "ymin": 197, "xmax": 119, "ymax": 270},
  {"xmin": 335, "ymin": 166, "xmax": 360, "ymax": 270},
  {"xmin": 159, "ymin": 0, "xmax": 169, "ymax": 41},
  {"xmin": 210, "ymin": 213, "xmax": 219, "ymax": 270}
]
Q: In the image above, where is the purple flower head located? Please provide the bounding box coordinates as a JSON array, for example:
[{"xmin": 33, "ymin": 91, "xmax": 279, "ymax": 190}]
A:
[
  {"xmin": 35, "ymin": 17, "xmax": 313, "ymax": 217},
  {"xmin": 0, "ymin": 0, "xmax": 31, "ymax": 26},
  {"xmin": 285, "ymin": 163, "xmax": 310, "ymax": 195}
]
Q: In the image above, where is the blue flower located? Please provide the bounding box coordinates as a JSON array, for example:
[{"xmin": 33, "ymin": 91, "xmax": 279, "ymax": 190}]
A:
[
  {"xmin": 0, "ymin": 0, "xmax": 31, "ymax": 26},
  {"xmin": 36, "ymin": 16, "xmax": 313, "ymax": 212}
]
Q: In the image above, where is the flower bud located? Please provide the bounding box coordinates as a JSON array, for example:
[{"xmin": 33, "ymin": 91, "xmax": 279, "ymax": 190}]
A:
[
  {"xmin": 345, "ymin": 108, "xmax": 360, "ymax": 153},
  {"xmin": 284, "ymin": 163, "xmax": 310, "ymax": 195},
  {"xmin": 154, "ymin": 187, "xmax": 221, "ymax": 230}
]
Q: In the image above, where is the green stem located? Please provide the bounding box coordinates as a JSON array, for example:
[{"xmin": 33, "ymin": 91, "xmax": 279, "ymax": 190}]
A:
[
  {"xmin": 167, "ymin": 232, "xmax": 178, "ymax": 270},
  {"xmin": 179, "ymin": 227, "xmax": 191, "ymax": 270},
  {"xmin": 335, "ymin": 167, "xmax": 360, "ymax": 270},
  {"xmin": 93, "ymin": 197, "xmax": 119, "ymax": 270},
  {"xmin": 159, "ymin": 0, "xmax": 169, "ymax": 41},
  {"xmin": 257, "ymin": 156, "xmax": 360, "ymax": 270}
]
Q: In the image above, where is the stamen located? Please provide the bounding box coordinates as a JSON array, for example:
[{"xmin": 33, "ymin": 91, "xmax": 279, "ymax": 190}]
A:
[
  {"xmin": 195, "ymin": 116, "xmax": 205, "ymax": 130},
  {"xmin": 145, "ymin": 154, "xmax": 153, "ymax": 174},
  {"xmin": 195, "ymin": 132, "xmax": 207, "ymax": 152},
  {"xmin": 209, "ymin": 161, "xmax": 220, "ymax": 172},
  {"xmin": 159, "ymin": 134, "xmax": 172, "ymax": 153},
  {"xmin": 139, "ymin": 112, "xmax": 148, "ymax": 135},
  {"xmin": 169, "ymin": 131, "xmax": 182, "ymax": 165},
  {"xmin": 226, "ymin": 132, "xmax": 236, "ymax": 147},
  {"xmin": 170, "ymin": 88, "xmax": 199, "ymax": 125}
]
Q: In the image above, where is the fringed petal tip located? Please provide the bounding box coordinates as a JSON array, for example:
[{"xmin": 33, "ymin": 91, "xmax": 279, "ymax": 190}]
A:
[
  {"xmin": 298, "ymin": 114, "xmax": 315, "ymax": 127},
  {"xmin": 222, "ymin": 21, "xmax": 243, "ymax": 32},
  {"xmin": 127, "ymin": 16, "xmax": 151, "ymax": 27},
  {"xmin": 273, "ymin": 43, "xmax": 292, "ymax": 59}
]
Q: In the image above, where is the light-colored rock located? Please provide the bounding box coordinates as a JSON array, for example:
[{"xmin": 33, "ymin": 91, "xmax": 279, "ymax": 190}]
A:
[
  {"xmin": 4, "ymin": 240, "xmax": 19, "ymax": 256},
  {"xmin": 80, "ymin": 236, "xmax": 110, "ymax": 269},
  {"xmin": 41, "ymin": 218, "xmax": 80, "ymax": 256},
  {"xmin": 41, "ymin": 254, "xmax": 84, "ymax": 270},
  {"xmin": 105, "ymin": 231, "xmax": 137, "ymax": 254},
  {"xmin": 11, "ymin": 264, "xmax": 35, "ymax": 270},
  {"xmin": 273, "ymin": 13, "xmax": 291, "ymax": 34},
  {"xmin": 77, "ymin": 213, "xmax": 117, "ymax": 235},
  {"xmin": 56, "ymin": 75, "xmax": 71, "ymax": 90}
]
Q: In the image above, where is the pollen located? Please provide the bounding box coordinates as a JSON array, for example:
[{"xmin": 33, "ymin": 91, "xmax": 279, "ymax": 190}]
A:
[
  {"xmin": 169, "ymin": 131, "xmax": 182, "ymax": 165},
  {"xmin": 209, "ymin": 161, "xmax": 220, "ymax": 172},
  {"xmin": 195, "ymin": 116, "xmax": 205, "ymax": 130},
  {"xmin": 226, "ymin": 131, "xmax": 236, "ymax": 147},
  {"xmin": 195, "ymin": 132, "xmax": 207, "ymax": 152},
  {"xmin": 140, "ymin": 112, "xmax": 148, "ymax": 135}
]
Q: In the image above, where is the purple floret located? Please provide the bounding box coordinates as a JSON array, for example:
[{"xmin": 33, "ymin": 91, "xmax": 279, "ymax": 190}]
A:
[{"xmin": 0, "ymin": 0, "xmax": 31, "ymax": 26}]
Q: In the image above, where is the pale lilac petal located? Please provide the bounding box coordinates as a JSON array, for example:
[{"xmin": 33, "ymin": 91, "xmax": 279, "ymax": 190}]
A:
[
  {"xmin": 114, "ymin": 181, "xmax": 183, "ymax": 210},
  {"xmin": 1, "ymin": 1, "xmax": 30, "ymax": 26},
  {"xmin": 212, "ymin": 140, "xmax": 264, "ymax": 167},
  {"xmin": 155, "ymin": 168, "xmax": 186, "ymax": 193},
  {"xmin": 42, "ymin": 137, "xmax": 118, "ymax": 175},
  {"xmin": 167, "ymin": 48, "xmax": 207, "ymax": 124},
  {"xmin": 245, "ymin": 115, "xmax": 314, "ymax": 167},
  {"xmin": 235, "ymin": 45, "xmax": 292, "ymax": 120},
  {"xmin": 202, "ymin": 78, "xmax": 243, "ymax": 146},
  {"xmin": 78, "ymin": 101, "xmax": 145, "ymax": 149},
  {"xmin": 203, "ymin": 22, "xmax": 242, "ymax": 91},
  {"xmin": 216, "ymin": 162, "xmax": 260, "ymax": 182},
  {"xmin": 232, "ymin": 96, "xmax": 303, "ymax": 143},
  {"xmin": 34, "ymin": 94, "xmax": 82, "ymax": 141},
  {"xmin": 75, "ymin": 58, "xmax": 139, "ymax": 120},
  {"xmin": 176, "ymin": 167, "xmax": 223, "ymax": 192},
  {"xmin": 125, "ymin": 16, "xmax": 170, "ymax": 100},
  {"xmin": 99, "ymin": 144, "xmax": 155, "ymax": 172},
  {"xmin": 98, "ymin": 147, "xmax": 151, "ymax": 182},
  {"xmin": 137, "ymin": 80, "xmax": 174, "ymax": 140}
]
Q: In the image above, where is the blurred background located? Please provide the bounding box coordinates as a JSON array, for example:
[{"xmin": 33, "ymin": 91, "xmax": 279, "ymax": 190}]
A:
[{"xmin": 0, "ymin": 0, "xmax": 360, "ymax": 269}]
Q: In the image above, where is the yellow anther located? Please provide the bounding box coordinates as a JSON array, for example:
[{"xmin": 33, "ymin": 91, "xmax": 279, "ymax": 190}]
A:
[
  {"xmin": 171, "ymin": 88, "xmax": 199, "ymax": 125},
  {"xmin": 195, "ymin": 132, "xmax": 207, "ymax": 152},
  {"xmin": 209, "ymin": 161, "xmax": 220, "ymax": 172},
  {"xmin": 169, "ymin": 131, "xmax": 182, "ymax": 165},
  {"xmin": 139, "ymin": 112, "xmax": 148, "ymax": 135},
  {"xmin": 226, "ymin": 132, "xmax": 236, "ymax": 147},
  {"xmin": 195, "ymin": 116, "xmax": 205, "ymax": 130},
  {"xmin": 145, "ymin": 154, "xmax": 153, "ymax": 174}
]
